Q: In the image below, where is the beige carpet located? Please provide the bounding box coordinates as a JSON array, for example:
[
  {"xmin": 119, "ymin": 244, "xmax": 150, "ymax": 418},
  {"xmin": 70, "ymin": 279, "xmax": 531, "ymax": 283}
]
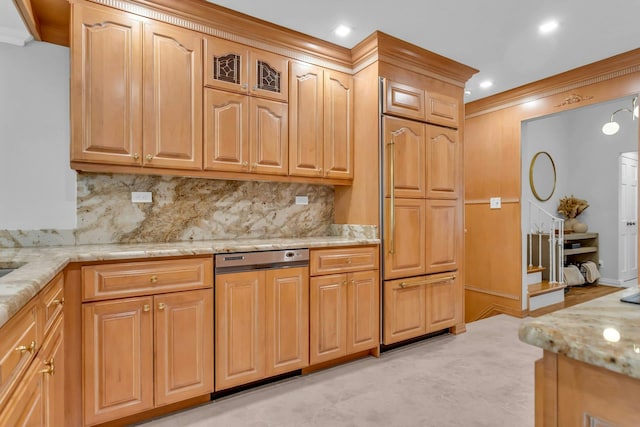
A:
[{"xmin": 139, "ymin": 315, "xmax": 541, "ymax": 427}]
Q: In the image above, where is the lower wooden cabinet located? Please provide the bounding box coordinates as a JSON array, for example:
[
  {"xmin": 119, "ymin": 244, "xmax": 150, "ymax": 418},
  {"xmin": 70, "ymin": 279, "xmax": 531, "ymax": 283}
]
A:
[
  {"xmin": 215, "ymin": 267, "xmax": 308, "ymax": 391},
  {"xmin": 83, "ymin": 289, "xmax": 213, "ymax": 426},
  {"xmin": 383, "ymin": 271, "xmax": 460, "ymax": 345},
  {"xmin": 310, "ymin": 269, "xmax": 379, "ymax": 364},
  {"xmin": 309, "ymin": 246, "xmax": 380, "ymax": 365},
  {"xmin": 0, "ymin": 287, "xmax": 65, "ymax": 427}
]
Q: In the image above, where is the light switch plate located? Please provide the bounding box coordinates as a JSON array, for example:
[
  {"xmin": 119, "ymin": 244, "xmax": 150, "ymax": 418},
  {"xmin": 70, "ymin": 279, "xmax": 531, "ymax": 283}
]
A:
[
  {"xmin": 295, "ymin": 195, "xmax": 309, "ymax": 205},
  {"xmin": 131, "ymin": 192, "xmax": 152, "ymax": 203},
  {"xmin": 490, "ymin": 197, "xmax": 501, "ymax": 209}
]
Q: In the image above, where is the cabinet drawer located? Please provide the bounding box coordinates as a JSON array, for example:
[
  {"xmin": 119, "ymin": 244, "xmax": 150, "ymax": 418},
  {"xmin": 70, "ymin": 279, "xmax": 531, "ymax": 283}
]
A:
[
  {"xmin": 0, "ymin": 299, "xmax": 38, "ymax": 406},
  {"xmin": 82, "ymin": 257, "xmax": 213, "ymax": 301},
  {"xmin": 40, "ymin": 272, "xmax": 64, "ymax": 337},
  {"xmin": 310, "ymin": 246, "xmax": 379, "ymax": 275},
  {"xmin": 383, "ymin": 80, "xmax": 425, "ymax": 121}
]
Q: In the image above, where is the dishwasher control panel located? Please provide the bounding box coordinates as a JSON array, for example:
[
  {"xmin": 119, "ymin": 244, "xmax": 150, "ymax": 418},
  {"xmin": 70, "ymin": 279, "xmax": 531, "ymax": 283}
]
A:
[{"xmin": 215, "ymin": 249, "xmax": 309, "ymax": 272}]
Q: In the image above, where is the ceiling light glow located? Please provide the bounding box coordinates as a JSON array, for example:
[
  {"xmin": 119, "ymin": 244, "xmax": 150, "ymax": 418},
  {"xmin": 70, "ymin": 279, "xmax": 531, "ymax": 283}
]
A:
[
  {"xmin": 539, "ymin": 20, "xmax": 559, "ymax": 34},
  {"xmin": 464, "ymin": 90, "xmax": 472, "ymax": 96},
  {"xmin": 334, "ymin": 25, "xmax": 351, "ymax": 37},
  {"xmin": 479, "ymin": 80, "xmax": 493, "ymax": 89}
]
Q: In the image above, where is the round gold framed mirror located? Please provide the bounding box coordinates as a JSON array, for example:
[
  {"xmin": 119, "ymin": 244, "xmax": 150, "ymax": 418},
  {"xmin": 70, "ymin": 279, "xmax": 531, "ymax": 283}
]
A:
[{"xmin": 529, "ymin": 151, "xmax": 556, "ymax": 201}]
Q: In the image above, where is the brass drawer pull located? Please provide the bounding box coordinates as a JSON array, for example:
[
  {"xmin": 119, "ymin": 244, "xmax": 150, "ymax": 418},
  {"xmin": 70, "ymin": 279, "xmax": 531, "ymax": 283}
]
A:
[
  {"xmin": 158, "ymin": 302, "xmax": 166, "ymax": 310},
  {"xmin": 53, "ymin": 297, "xmax": 65, "ymax": 306},
  {"xmin": 40, "ymin": 359, "xmax": 55, "ymax": 375},
  {"xmin": 15, "ymin": 340, "xmax": 36, "ymax": 354},
  {"xmin": 143, "ymin": 304, "xmax": 151, "ymax": 312},
  {"xmin": 150, "ymin": 275, "xmax": 158, "ymax": 284}
]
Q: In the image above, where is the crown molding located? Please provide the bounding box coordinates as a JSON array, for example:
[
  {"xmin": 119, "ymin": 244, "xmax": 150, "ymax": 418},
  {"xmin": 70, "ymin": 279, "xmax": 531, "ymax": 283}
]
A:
[{"xmin": 466, "ymin": 48, "xmax": 640, "ymax": 117}]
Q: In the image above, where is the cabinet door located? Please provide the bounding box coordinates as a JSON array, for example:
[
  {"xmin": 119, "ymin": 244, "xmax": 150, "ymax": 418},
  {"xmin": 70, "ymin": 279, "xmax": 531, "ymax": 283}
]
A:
[
  {"xmin": 249, "ymin": 49, "xmax": 289, "ymax": 102},
  {"xmin": 41, "ymin": 316, "xmax": 64, "ymax": 427},
  {"xmin": 347, "ymin": 270, "xmax": 379, "ymax": 354},
  {"xmin": 155, "ymin": 289, "xmax": 214, "ymax": 406},
  {"xmin": 0, "ymin": 356, "xmax": 44, "ymax": 426},
  {"xmin": 265, "ymin": 267, "xmax": 309, "ymax": 377},
  {"xmin": 143, "ymin": 22, "xmax": 203, "ymax": 170},
  {"xmin": 426, "ymin": 125, "xmax": 460, "ymax": 199},
  {"xmin": 215, "ymin": 271, "xmax": 265, "ymax": 390},
  {"xmin": 310, "ymin": 274, "xmax": 348, "ymax": 365},
  {"xmin": 426, "ymin": 91, "xmax": 459, "ymax": 128},
  {"xmin": 425, "ymin": 199, "xmax": 460, "ymax": 273},
  {"xmin": 426, "ymin": 272, "xmax": 460, "ymax": 333},
  {"xmin": 71, "ymin": 3, "xmax": 143, "ymax": 166},
  {"xmin": 383, "ymin": 277, "xmax": 427, "ymax": 345},
  {"xmin": 250, "ymin": 97, "xmax": 288, "ymax": 175},
  {"xmin": 383, "ymin": 79, "xmax": 426, "ymax": 121},
  {"xmin": 323, "ymin": 70, "xmax": 353, "ymax": 179},
  {"xmin": 204, "ymin": 89, "xmax": 249, "ymax": 172},
  {"xmin": 203, "ymin": 37, "xmax": 249, "ymax": 93},
  {"xmin": 289, "ymin": 61, "xmax": 324, "ymax": 177},
  {"xmin": 83, "ymin": 297, "xmax": 154, "ymax": 426},
  {"xmin": 383, "ymin": 116, "xmax": 426, "ymax": 198},
  {"xmin": 384, "ymin": 198, "xmax": 427, "ymax": 280}
]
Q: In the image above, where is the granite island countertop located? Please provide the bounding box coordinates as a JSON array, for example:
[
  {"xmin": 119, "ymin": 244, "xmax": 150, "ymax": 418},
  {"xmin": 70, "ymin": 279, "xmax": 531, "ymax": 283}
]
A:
[
  {"xmin": 519, "ymin": 286, "xmax": 640, "ymax": 380},
  {"xmin": 0, "ymin": 236, "xmax": 379, "ymax": 329}
]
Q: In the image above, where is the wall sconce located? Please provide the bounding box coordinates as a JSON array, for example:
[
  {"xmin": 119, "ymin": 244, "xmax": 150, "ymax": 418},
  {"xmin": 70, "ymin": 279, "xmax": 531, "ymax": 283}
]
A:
[{"xmin": 602, "ymin": 96, "xmax": 639, "ymax": 135}]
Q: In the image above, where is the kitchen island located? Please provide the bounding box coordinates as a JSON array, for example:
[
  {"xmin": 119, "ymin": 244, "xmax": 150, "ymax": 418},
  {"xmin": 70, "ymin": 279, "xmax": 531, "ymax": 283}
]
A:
[{"xmin": 519, "ymin": 287, "xmax": 640, "ymax": 426}]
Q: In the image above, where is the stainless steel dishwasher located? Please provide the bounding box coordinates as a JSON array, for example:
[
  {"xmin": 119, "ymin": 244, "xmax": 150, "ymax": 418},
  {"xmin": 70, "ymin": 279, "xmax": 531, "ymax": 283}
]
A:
[
  {"xmin": 213, "ymin": 248, "xmax": 310, "ymax": 392},
  {"xmin": 214, "ymin": 249, "xmax": 309, "ymax": 274}
]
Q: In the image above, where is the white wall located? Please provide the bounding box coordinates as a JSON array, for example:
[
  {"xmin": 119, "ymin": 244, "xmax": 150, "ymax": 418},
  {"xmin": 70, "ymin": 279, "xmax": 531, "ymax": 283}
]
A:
[
  {"xmin": 521, "ymin": 96, "xmax": 638, "ymax": 289},
  {"xmin": 0, "ymin": 41, "xmax": 76, "ymax": 229}
]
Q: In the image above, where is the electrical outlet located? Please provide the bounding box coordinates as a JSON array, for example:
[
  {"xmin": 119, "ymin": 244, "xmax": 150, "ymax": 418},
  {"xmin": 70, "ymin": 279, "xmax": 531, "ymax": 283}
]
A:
[
  {"xmin": 295, "ymin": 195, "xmax": 309, "ymax": 205},
  {"xmin": 131, "ymin": 192, "xmax": 152, "ymax": 203},
  {"xmin": 490, "ymin": 197, "xmax": 501, "ymax": 209}
]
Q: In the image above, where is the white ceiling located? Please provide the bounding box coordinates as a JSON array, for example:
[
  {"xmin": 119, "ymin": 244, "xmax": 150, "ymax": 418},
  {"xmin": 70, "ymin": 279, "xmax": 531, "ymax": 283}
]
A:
[
  {"xmin": 205, "ymin": 0, "xmax": 640, "ymax": 102},
  {"xmin": 2, "ymin": 0, "xmax": 640, "ymax": 101}
]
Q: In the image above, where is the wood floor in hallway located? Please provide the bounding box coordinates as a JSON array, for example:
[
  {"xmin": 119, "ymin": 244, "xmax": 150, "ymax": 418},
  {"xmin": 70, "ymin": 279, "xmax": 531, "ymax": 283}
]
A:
[{"xmin": 529, "ymin": 284, "xmax": 623, "ymax": 317}]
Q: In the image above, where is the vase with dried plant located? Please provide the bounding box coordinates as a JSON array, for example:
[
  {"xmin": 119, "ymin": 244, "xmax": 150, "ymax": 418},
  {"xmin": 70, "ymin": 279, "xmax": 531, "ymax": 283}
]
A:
[{"xmin": 557, "ymin": 195, "xmax": 589, "ymax": 233}]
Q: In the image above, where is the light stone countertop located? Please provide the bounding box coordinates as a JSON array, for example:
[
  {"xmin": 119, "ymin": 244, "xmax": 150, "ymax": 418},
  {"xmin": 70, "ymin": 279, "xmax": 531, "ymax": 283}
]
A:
[
  {"xmin": 519, "ymin": 286, "xmax": 640, "ymax": 380},
  {"xmin": 0, "ymin": 236, "xmax": 379, "ymax": 329}
]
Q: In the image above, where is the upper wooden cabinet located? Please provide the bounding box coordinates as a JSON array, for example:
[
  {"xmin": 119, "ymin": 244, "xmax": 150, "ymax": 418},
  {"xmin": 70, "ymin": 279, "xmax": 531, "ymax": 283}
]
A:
[
  {"xmin": 204, "ymin": 88, "xmax": 288, "ymax": 175},
  {"xmin": 204, "ymin": 37, "xmax": 289, "ymax": 102},
  {"xmin": 383, "ymin": 78, "xmax": 460, "ymax": 128},
  {"xmin": 289, "ymin": 61, "xmax": 353, "ymax": 180},
  {"xmin": 71, "ymin": 2, "xmax": 203, "ymax": 170},
  {"xmin": 71, "ymin": 3, "xmax": 142, "ymax": 166},
  {"xmin": 142, "ymin": 21, "xmax": 203, "ymax": 170}
]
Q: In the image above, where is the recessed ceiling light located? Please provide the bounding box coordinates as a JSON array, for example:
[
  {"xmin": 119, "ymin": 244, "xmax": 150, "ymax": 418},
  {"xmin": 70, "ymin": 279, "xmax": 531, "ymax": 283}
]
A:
[
  {"xmin": 334, "ymin": 25, "xmax": 351, "ymax": 37},
  {"xmin": 464, "ymin": 90, "xmax": 472, "ymax": 97},
  {"xmin": 539, "ymin": 20, "xmax": 559, "ymax": 34},
  {"xmin": 479, "ymin": 80, "xmax": 493, "ymax": 89}
]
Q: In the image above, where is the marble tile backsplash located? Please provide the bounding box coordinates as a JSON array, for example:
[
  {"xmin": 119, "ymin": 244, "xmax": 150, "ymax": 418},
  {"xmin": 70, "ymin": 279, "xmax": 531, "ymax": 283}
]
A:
[{"xmin": 1, "ymin": 173, "xmax": 337, "ymax": 247}]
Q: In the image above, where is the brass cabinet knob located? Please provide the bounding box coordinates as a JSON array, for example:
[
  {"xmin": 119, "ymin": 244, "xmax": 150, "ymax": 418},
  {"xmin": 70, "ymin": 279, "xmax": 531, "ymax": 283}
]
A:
[
  {"xmin": 241, "ymin": 83, "xmax": 248, "ymax": 90},
  {"xmin": 133, "ymin": 153, "xmax": 140, "ymax": 160},
  {"xmin": 150, "ymin": 275, "xmax": 158, "ymax": 284},
  {"xmin": 346, "ymin": 258, "xmax": 352, "ymax": 264},
  {"xmin": 40, "ymin": 359, "xmax": 55, "ymax": 375},
  {"xmin": 15, "ymin": 340, "xmax": 36, "ymax": 354},
  {"xmin": 143, "ymin": 304, "xmax": 151, "ymax": 312},
  {"xmin": 242, "ymin": 161, "xmax": 248, "ymax": 168},
  {"xmin": 158, "ymin": 302, "xmax": 166, "ymax": 310},
  {"xmin": 53, "ymin": 297, "xmax": 65, "ymax": 306},
  {"xmin": 146, "ymin": 154, "xmax": 153, "ymax": 161},
  {"xmin": 252, "ymin": 162, "xmax": 259, "ymax": 169}
]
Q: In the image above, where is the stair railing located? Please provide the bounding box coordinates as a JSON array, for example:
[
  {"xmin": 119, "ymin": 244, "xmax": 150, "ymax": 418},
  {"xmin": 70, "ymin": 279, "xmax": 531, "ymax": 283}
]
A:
[{"xmin": 528, "ymin": 200, "xmax": 565, "ymax": 284}]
